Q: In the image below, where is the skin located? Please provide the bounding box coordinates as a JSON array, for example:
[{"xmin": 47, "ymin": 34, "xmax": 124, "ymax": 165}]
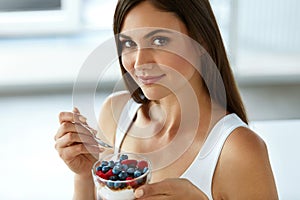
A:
[{"xmin": 54, "ymin": 1, "xmax": 278, "ymax": 200}]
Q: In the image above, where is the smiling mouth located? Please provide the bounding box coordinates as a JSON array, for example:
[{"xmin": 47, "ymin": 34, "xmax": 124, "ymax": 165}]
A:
[{"xmin": 137, "ymin": 74, "xmax": 166, "ymax": 85}]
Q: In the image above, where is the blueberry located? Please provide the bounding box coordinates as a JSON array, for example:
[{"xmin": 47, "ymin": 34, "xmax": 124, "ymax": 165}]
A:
[
  {"xmin": 120, "ymin": 154, "xmax": 128, "ymax": 161},
  {"xmin": 109, "ymin": 175, "xmax": 118, "ymax": 181},
  {"xmin": 108, "ymin": 160, "xmax": 115, "ymax": 168},
  {"xmin": 102, "ymin": 165, "xmax": 110, "ymax": 173},
  {"xmin": 120, "ymin": 183, "xmax": 127, "ymax": 189},
  {"xmin": 121, "ymin": 164, "xmax": 129, "ymax": 171},
  {"xmin": 114, "ymin": 181, "xmax": 122, "ymax": 189},
  {"xmin": 107, "ymin": 181, "xmax": 114, "ymax": 188},
  {"xmin": 100, "ymin": 161, "xmax": 108, "ymax": 167},
  {"xmin": 114, "ymin": 181, "xmax": 126, "ymax": 189},
  {"xmin": 96, "ymin": 166, "xmax": 102, "ymax": 171},
  {"xmin": 136, "ymin": 178, "xmax": 144, "ymax": 184},
  {"xmin": 112, "ymin": 165, "xmax": 122, "ymax": 175},
  {"xmin": 134, "ymin": 170, "xmax": 142, "ymax": 178},
  {"xmin": 127, "ymin": 167, "xmax": 135, "ymax": 175},
  {"xmin": 118, "ymin": 171, "xmax": 128, "ymax": 180},
  {"xmin": 142, "ymin": 167, "xmax": 149, "ymax": 174}
]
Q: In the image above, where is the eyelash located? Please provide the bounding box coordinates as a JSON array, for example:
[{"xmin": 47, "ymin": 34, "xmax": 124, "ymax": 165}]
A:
[
  {"xmin": 120, "ymin": 36, "xmax": 170, "ymax": 50},
  {"xmin": 120, "ymin": 40, "xmax": 137, "ymax": 49},
  {"xmin": 152, "ymin": 36, "xmax": 169, "ymax": 47}
]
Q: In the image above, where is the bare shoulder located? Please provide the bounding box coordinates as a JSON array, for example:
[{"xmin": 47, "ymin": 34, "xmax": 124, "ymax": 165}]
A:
[
  {"xmin": 97, "ymin": 91, "xmax": 131, "ymax": 144},
  {"xmin": 214, "ymin": 127, "xmax": 278, "ymax": 199}
]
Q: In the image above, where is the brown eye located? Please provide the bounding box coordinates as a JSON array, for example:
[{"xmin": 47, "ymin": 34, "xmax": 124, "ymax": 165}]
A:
[
  {"xmin": 121, "ymin": 40, "xmax": 137, "ymax": 49},
  {"xmin": 152, "ymin": 36, "xmax": 169, "ymax": 46}
]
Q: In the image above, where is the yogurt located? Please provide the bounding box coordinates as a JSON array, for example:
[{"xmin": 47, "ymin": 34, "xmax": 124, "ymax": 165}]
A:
[{"xmin": 98, "ymin": 185, "xmax": 135, "ymax": 200}]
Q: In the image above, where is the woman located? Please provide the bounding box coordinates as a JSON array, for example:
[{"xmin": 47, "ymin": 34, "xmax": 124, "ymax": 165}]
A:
[{"xmin": 54, "ymin": 0, "xmax": 278, "ymax": 199}]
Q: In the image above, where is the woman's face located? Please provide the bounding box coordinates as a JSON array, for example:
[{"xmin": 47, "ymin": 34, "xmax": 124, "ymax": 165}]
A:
[{"xmin": 119, "ymin": 1, "xmax": 201, "ymax": 100}]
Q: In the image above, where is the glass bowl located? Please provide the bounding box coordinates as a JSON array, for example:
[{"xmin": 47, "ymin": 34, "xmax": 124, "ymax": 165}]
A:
[{"xmin": 92, "ymin": 153, "xmax": 152, "ymax": 200}]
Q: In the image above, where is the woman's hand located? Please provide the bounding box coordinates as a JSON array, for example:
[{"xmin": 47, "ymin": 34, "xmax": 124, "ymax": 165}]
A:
[
  {"xmin": 134, "ymin": 178, "xmax": 208, "ymax": 200},
  {"xmin": 54, "ymin": 107, "xmax": 104, "ymax": 178}
]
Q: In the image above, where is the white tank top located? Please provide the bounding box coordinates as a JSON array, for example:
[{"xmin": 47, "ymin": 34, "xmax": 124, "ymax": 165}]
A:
[{"xmin": 114, "ymin": 98, "xmax": 248, "ymax": 199}]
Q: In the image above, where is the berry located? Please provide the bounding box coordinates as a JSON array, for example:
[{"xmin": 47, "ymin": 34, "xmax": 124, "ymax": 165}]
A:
[
  {"xmin": 126, "ymin": 177, "xmax": 133, "ymax": 181},
  {"xmin": 100, "ymin": 161, "xmax": 109, "ymax": 167},
  {"xmin": 96, "ymin": 166, "xmax": 102, "ymax": 171},
  {"xmin": 108, "ymin": 160, "xmax": 115, "ymax": 168},
  {"xmin": 120, "ymin": 154, "xmax": 128, "ymax": 161},
  {"xmin": 118, "ymin": 171, "xmax": 128, "ymax": 180},
  {"xmin": 137, "ymin": 160, "xmax": 148, "ymax": 170},
  {"xmin": 114, "ymin": 181, "xmax": 122, "ymax": 189},
  {"xmin": 142, "ymin": 167, "xmax": 149, "ymax": 174},
  {"xmin": 105, "ymin": 169, "xmax": 114, "ymax": 178},
  {"xmin": 127, "ymin": 167, "xmax": 135, "ymax": 175},
  {"xmin": 96, "ymin": 171, "xmax": 108, "ymax": 179},
  {"xmin": 126, "ymin": 177, "xmax": 136, "ymax": 187},
  {"xmin": 136, "ymin": 178, "xmax": 144, "ymax": 184},
  {"xmin": 94, "ymin": 154, "xmax": 150, "ymax": 189},
  {"xmin": 121, "ymin": 159, "xmax": 138, "ymax": 167},
  {"xmin": 134, "ymin": 170, "xmax": 142, "ymax": 178},
  {"xmin": 121, "ymin": 164, "xmax": 129, "ymax": 171},
  {"xmin": 107, "ymin": 181, "xmax": 115, "ymax": 188},
  {"xmin": 102, "ymin": 165, "xmax": 110, "ymax": 173},
  {"xmin": 112, "ymin": 165, "xmax": 122, "ymax": 175},
  {"xmin": 109, "ymin": 175, "xmax": 118, "ymax": 181}
]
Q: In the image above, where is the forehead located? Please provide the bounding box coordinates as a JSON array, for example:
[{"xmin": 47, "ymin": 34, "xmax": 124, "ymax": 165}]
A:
[{"xmin": 121, "ymin": 1, "xmax": 188, "ymax": 35}]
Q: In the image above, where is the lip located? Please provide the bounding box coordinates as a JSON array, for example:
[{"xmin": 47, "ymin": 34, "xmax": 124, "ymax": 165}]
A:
[{"xmin": 137, "ymin": 74, "xmax": 165, "ymax": 85}]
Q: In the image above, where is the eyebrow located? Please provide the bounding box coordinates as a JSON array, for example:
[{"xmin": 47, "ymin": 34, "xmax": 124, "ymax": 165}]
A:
[{"xmin": 119, "ymin": 29, "xmax": 173, "ymax": 40}]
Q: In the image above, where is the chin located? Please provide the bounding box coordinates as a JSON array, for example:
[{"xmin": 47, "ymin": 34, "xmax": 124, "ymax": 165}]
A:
[{"xmin": 141, "ymin": 86, "xmax": 172, "ymax": 101}]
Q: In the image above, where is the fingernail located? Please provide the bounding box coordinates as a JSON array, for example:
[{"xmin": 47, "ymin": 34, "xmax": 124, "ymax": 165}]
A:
[
  {"xmin": 79, "ymin": 115, "xmax": 87, "ymax": 123},
  {"xmin": 135, "ymin": 189, "xmax": 144, "ymax": 198},
  {"xmin": 73, "ymin": 107, "xmax": 79, "ymax": 113}
]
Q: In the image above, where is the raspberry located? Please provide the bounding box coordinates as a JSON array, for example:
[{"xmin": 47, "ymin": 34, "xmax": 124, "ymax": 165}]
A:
[
  {"xmin": 96, "ymin": 171, "xmax": 108, "ymax": 179},
  {"xmin": 137, "ymin": 160, "xmax": 148, "ymax": 170},
  {"xmin": 126, "ymin": 177, "xmax": 137, "ymax": 187},
  {"xmin": 105, "ymin": 169, "xmax": 114, "ymax": 178},
  {"xmin": 121, "ymin": 159, "xmax": 138, "ymax": 166}
]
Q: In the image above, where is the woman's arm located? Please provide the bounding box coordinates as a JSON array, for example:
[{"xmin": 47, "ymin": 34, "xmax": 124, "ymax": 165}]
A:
[
  {"xmin": 55, "ymin": 108, "xmax": 102, "ymax": 200},
  {"xmin": 73, "ymin": 174, "xmax": 96, "ymax": 200},
  {"xmin": 215, "ymin": 127, "xmax": 279, "ymax": 199}
]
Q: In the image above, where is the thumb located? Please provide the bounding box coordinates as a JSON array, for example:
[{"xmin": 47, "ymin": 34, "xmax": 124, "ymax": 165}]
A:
[{"xmin": 134, "ymin": 182, "xmax": 167, "ymax": 198}]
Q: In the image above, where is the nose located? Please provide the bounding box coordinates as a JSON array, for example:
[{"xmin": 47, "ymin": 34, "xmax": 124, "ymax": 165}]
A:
[{"xmin": 134, "ymin": 47, "xmax": 154, "ymax": 71}]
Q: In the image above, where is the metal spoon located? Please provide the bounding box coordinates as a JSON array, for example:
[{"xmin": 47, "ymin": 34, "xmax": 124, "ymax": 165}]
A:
[{"xmin": 81, "ymin": 123, "xmax": 113, "ymax": 149}]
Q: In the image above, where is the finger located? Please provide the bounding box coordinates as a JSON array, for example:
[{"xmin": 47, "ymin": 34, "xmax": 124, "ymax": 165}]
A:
[
  {"xmin": 73, "ymin": 107, "xmax": 80, "ymax": 114},
  {"xmin": 55, "ymin": 132, "xmax": 98, "ymax": 148},
  {"xmin": 57, "ymin": 143, "xmax": 103, "ymax": 162},
  {"xmin": 135, "ymin": 179, "xmax": 180, "ymax": 199},
  {"xmin": 137, "ymin": 195, "xmax": 169, "ymax": 200},
  {"xmin": 59, "ymin": 111, "xmax": 87, "ymax": 124},
  {"xmin": 135, "ymin": 182, "xmax": 168, "ymax": 198},
  {"xmin": 55, "ymin": 122, "xmax": 92, "ymax": 141}
]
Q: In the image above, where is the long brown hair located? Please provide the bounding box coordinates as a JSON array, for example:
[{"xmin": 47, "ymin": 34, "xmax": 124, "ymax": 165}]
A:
[{"xmin": 113, "ymin": 0, "xmax": 248, "ymax": 124}]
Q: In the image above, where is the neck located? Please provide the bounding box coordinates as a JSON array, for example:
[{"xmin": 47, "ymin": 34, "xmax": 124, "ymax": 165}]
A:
[
  {"xmin": 148, "ymin": 72, "xmax": 214, "ymax": 135},
  {"xmin": 139, "ymin": 71, "xmax": 227, "ymax": 143}
]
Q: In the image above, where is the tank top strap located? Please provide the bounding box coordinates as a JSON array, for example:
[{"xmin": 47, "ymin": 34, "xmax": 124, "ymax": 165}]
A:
[
  {"xmin": 114, "ymin": 98, "xmax": 142, "ymax": 153},
  {"xmin": 181, "ymin": 114, "xmax": 247, "ymax": 200}
]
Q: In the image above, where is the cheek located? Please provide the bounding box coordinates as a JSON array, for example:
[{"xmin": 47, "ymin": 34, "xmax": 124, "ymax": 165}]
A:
[
  {"xmin": 121, "ymin": 55, "xmax": 134, "ymax": 73},
  {"xmin": 165, "ymin": 55, "xmax": 196, "ymax": 79}
]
